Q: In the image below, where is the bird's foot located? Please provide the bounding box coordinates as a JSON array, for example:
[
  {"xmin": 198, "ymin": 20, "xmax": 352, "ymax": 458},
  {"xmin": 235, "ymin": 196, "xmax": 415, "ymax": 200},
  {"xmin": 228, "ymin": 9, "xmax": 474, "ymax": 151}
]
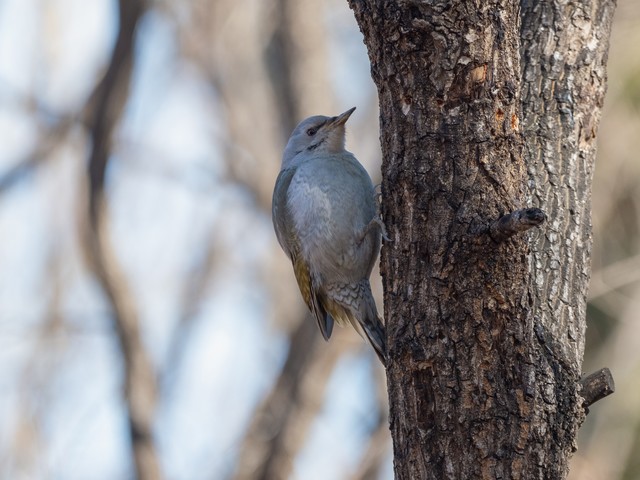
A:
[
  {"xmin": 374, "ymin": 216, "xmax": 391, "ymax": 242},
  {"xmin": 371, "ymin": 185, "xmax": 390, "ymax": 242},
  {"xmin": 359, "ymin": 216, "xmax": 391, "ymax": 244}
]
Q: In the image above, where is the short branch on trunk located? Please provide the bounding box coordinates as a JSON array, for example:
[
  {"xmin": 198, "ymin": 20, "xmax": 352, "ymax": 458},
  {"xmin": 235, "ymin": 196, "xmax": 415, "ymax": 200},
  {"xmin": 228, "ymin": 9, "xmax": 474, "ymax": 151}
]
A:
[
  {"xmin": 488, "ymin": 208, "xmax": 546, "ymax": 243},
  {"xmin": 580, "ymin": 367, "xmax": 615, "ymax": 411}
]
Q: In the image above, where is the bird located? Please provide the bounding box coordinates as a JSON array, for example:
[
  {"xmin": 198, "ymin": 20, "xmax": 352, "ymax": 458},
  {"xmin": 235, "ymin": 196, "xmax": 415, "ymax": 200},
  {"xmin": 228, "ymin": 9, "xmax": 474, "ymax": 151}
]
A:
[{"xmin": 272, "ymin": 107, "xmax": 386, "ymax": 364}]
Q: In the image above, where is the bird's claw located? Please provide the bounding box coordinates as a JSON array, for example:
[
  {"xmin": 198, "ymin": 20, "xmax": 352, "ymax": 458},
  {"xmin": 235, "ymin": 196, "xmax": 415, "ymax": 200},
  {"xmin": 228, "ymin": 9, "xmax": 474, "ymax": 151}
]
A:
[
  {"xmin": 371, "ymin": 185, "xmax": 390, "ymax": 242},
  {"xmin": 374, "ymin": 216, "xmax": 391, "ymax": 242}
]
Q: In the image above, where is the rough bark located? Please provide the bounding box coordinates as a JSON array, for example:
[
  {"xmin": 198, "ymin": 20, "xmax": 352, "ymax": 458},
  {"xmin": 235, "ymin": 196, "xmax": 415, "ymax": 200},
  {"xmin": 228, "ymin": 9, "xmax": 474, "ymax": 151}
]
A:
[
  {"xmin": 520, "ymin": 0, "xmax": 615, "ymax": 370},
  {"xmin": 347, "ymin": 0, "xmax": 615, "ymax": 478}
]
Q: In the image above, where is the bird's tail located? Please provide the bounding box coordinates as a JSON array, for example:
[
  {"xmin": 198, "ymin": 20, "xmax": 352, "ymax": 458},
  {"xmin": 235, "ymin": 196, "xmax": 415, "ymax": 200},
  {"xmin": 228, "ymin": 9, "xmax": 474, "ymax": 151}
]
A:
[
  {"xmin": 358, "ymin": 283, "xmax": 387, "ymax": 365},
  {"xmin": 324, "ymin": 280, "xmax": 387, "ymax": 365}
]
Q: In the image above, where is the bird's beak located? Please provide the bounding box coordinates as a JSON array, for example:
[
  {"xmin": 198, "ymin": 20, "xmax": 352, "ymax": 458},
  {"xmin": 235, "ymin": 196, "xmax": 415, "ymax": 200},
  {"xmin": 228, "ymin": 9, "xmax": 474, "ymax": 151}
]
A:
[{"xmin": 329, "ymin": 107, "xmax": 356, "ymax": 127}]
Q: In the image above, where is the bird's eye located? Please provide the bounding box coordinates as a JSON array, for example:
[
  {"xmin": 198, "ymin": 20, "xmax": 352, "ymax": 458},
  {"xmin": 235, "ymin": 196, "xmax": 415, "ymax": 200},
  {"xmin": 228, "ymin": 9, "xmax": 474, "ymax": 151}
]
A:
[{"xmin": 306, "ymin": 128, "xmax": 317, "ymax": 136}]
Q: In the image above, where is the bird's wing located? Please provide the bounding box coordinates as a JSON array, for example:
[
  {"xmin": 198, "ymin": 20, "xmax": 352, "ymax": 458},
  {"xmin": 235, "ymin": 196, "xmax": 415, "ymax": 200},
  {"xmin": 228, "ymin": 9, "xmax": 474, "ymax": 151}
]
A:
[
  {"xmin": 272, "ymin": 167, "xmax": 334, "ymax": 340},
  {"xmin": 272, "ymin": 168, "xmax": 297, "ymax": 258},
  {"xmin": 295, "ymin": 255, "xmax": 334, "ymax": 341}
]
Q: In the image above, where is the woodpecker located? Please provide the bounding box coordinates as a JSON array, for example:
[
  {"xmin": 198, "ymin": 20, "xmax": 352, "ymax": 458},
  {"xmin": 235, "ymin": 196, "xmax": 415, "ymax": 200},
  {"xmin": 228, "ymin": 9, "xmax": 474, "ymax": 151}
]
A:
[{"xmin": 272, "ymin": 107, "xmax": 386, "ymax": 363}]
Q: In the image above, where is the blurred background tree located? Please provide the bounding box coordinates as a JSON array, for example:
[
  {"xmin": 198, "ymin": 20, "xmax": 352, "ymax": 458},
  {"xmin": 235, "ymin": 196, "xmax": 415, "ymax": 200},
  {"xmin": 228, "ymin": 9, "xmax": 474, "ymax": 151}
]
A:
[{"xmin": 0, "ymin": 0, "xmax": 637, "ymax": 479}]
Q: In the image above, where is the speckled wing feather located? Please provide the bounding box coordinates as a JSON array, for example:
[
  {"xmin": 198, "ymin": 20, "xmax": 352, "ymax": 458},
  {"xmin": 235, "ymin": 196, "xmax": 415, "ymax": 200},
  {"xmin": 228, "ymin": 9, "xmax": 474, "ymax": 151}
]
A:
[{"xmin": 325, "ymin": 280, "xmax": 386, "ymax": 363}]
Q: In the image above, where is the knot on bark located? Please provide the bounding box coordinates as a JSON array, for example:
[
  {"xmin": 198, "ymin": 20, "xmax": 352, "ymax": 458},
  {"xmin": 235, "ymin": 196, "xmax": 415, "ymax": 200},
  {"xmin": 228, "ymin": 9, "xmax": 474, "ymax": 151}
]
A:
[
  {"xmin": 580, "ymin": 367, "xmax": 615, "ymax": 413},
  {"xmin": 488, "ymin": 208, "xmax": 546, "ymax": 243}
]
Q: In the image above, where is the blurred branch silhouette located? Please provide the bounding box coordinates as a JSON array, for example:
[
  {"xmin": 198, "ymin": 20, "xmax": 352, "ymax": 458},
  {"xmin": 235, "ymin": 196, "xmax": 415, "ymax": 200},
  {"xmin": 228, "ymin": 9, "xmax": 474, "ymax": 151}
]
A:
[
  {"xmin": 350, "ymin": 366, "xmax": 388, "ymax": 480},
  {"xmin": 83, "ymin": 1, "xmax": 162, "ymax": 479},
  {"xmin": 221, "ymin": 1, "xmax": 347, "ymax": 477},
  {"xmin": 234, "ymin": 322, "xmax": 335, "ymax": 479}
]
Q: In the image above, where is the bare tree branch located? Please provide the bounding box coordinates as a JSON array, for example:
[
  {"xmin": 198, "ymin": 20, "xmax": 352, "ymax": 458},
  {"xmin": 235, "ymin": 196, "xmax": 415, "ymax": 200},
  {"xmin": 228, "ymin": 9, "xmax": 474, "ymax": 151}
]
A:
[
  {"xmin": 589, "ymin": 253, "xmax": 640, "ymax": 299},
  {"xmin": 161, "ymin": 224, "xmax": 220, "ymax": 390},
  {"xmin": 351, "ymin": 365, "xmax": 389, "ymax": 480},
  {"xmin": 487, "ymin": 208, "xmax": 546, "ymax": 243},
  {"xmin": 580, "ymin": 368, "xmax": 615, "ymax": 411},
  {"xmin": 82, "ymin": 1, "xmax": 162, "ymax": 479},
  {"xmin": 0, "ymin": 116, "xmax": 75, "ymax": 195},
  {"xmin": 233, "ymin": 331, "xmax": 354, "ymax": 480},
  {"xmin": 351, "ymin": 419, "xmax": 389, "ymax": 480},
  {"xmin": 264, "ymin": 0, "xmax": 299, "ymax": 140},
  {"xmin": 232, "ymin": 317, "xmax": 321, "ymax": 480},
  {"xmin": 222, "ymin": 0, "xmax": 363, "ymax": 476}
]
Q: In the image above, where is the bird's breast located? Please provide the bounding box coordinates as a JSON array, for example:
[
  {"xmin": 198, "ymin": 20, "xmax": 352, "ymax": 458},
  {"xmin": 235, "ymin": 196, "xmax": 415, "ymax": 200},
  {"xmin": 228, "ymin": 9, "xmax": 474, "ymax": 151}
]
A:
[{"xmin": 285, "ymin": 154, "xmax": 378, "ymax": 280}]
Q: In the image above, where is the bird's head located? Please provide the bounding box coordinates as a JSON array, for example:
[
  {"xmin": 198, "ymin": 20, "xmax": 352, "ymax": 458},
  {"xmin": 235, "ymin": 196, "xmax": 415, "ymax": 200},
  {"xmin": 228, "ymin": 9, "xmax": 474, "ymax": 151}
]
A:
[{"xmin": 282, "ymin": 107, "xmax": 356, "ymax": 168}]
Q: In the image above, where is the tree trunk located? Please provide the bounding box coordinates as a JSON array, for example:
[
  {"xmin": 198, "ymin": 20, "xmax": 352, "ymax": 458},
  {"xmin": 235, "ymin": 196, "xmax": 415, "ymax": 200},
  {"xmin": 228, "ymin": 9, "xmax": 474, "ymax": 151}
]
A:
[{"xmin": 347, "ymin": 0, "xmax": 616, "ymax": 478}]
